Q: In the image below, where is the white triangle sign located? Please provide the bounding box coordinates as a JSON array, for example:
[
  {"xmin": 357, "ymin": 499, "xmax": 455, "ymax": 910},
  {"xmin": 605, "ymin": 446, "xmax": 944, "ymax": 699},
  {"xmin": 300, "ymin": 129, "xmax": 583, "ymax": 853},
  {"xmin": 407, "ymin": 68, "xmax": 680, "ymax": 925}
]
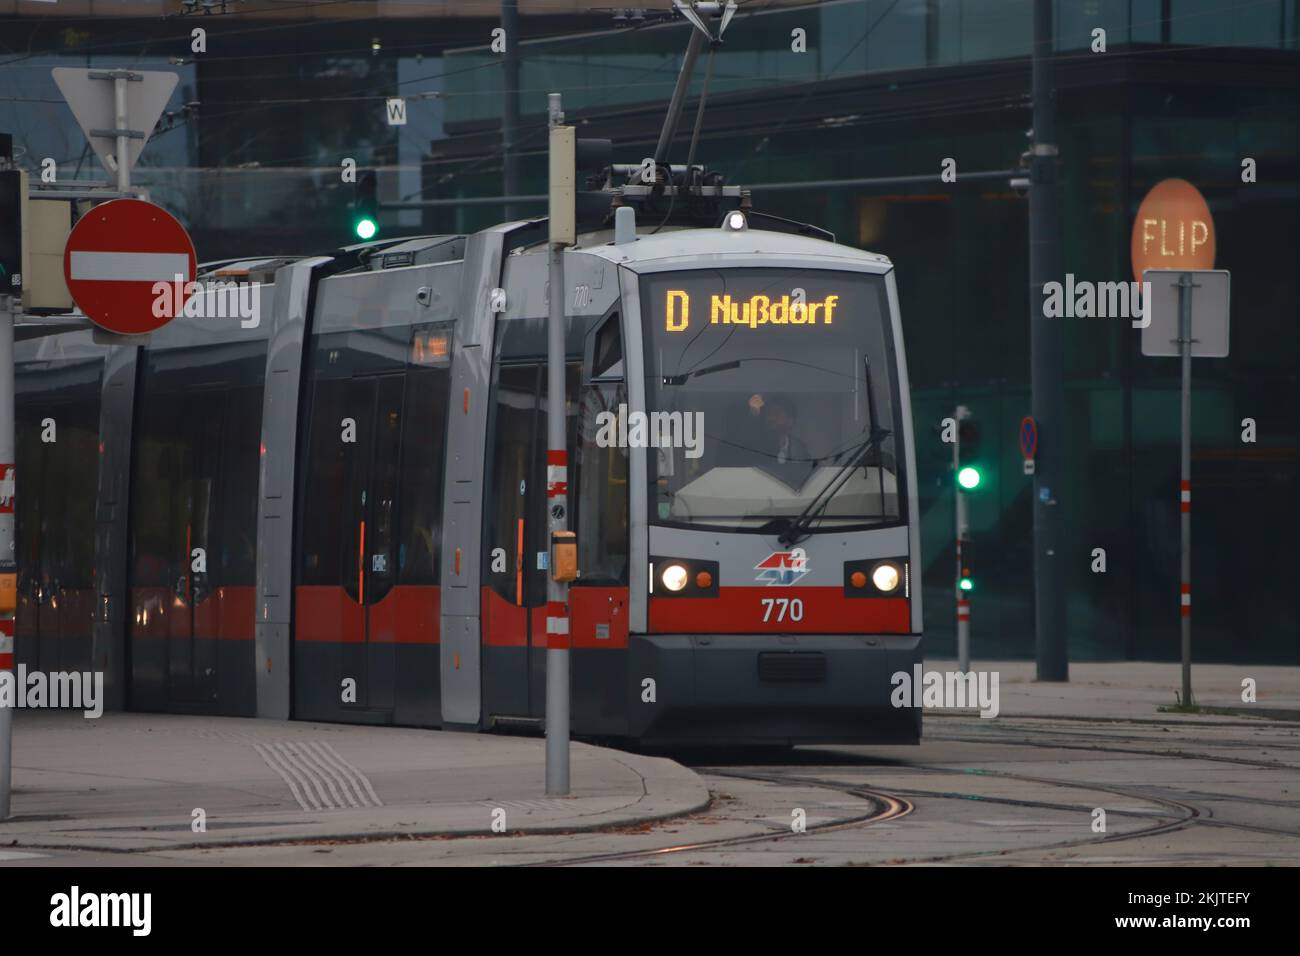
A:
[{"xmin": 52, "ymin": 68, "xmax": 179, "ymax": 177}]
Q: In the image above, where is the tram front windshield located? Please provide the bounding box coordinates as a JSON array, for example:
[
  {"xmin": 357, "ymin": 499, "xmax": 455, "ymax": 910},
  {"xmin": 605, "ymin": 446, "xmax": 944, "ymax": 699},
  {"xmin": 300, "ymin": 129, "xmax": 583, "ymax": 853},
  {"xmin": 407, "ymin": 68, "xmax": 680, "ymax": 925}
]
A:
[{"xmin": 641, "ymin": 267, "xmax": 903, "ymax": 533}]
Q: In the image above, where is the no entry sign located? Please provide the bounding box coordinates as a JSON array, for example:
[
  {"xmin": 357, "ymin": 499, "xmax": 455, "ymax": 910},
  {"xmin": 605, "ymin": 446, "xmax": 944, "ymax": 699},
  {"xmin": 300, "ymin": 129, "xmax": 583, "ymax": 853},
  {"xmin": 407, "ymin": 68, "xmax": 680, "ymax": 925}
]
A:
[{"xmin": 63, "ymin": 198, "xmax": 196, "ymax": 335}]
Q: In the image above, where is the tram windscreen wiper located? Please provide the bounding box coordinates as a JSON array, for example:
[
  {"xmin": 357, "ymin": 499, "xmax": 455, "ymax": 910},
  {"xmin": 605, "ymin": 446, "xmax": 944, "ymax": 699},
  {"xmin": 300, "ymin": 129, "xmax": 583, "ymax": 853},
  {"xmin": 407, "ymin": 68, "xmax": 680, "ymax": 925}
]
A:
[
  {"xmin": 661, "ymin": 360, "xmax": 741, "ymax": 386},
  {"xmin": 777, "ymin": 426, "xmax": 890, "ymax": 547}
]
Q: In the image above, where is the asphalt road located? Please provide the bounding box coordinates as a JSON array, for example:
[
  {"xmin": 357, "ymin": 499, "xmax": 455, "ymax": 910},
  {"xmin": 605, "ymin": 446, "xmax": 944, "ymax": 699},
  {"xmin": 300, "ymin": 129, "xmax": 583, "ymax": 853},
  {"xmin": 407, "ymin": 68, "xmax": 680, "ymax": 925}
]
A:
[{"xmin": 6, "ymin": 710, "xmax": 1296, "ymax": 866}]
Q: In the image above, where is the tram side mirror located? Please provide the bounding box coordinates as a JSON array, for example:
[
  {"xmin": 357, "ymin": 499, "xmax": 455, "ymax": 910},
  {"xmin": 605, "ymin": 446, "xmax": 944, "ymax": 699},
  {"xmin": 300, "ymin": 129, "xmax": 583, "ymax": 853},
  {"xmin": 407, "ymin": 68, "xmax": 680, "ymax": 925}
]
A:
[{"xmin": 550, "ymin": 530, "xmax": 578, "ymax": 583}]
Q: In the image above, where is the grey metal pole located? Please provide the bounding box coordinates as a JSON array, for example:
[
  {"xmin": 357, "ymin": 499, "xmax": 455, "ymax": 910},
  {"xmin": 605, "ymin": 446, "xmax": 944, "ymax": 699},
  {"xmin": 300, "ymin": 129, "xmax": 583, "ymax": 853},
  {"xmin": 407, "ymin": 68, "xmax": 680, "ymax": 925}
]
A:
[
  {"xmin": 957, "ymin": 492, "xmax": 970, "ymax": 673},
  {"xmin": 1177, "ymin": 272, "xmax": 1193, "ymax": 706},
  {"xmin": 113, "ymin": 75, "xmax": 130, "ymax": 193},
  {"xmin": 954, "ymin": 405, "xmax": 970, "ymax": 672},
  {"xmin": 653, "ymin": 28, "xmax": 704, "ymax": 167},
  {"xmin": 0, "ymin": 295, "xmax": 14, "ymax": 820},
  {"xmin": 1030, "ymin": 0, "xmax": 1067, "ymax": 681},
  {"xmin": 501, "ymin": 0, "xmax": 521, "ymax": 221},
  {"xmin": 544, "ymin": 92, "xmax": 570, "ymax": 796}
]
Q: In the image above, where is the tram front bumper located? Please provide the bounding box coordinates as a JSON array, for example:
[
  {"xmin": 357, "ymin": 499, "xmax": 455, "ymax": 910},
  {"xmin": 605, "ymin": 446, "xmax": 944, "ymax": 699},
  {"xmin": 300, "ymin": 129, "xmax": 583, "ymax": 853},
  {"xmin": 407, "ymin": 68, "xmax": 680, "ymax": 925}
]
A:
[{"xmin": 627, "ymin": 633, "xmax": 922, "ymax": 746}]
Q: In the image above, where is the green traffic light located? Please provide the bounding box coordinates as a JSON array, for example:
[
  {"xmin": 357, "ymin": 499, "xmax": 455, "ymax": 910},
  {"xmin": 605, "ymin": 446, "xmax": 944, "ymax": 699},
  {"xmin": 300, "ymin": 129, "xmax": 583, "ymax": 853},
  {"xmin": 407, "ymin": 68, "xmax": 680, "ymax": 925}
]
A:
[
  {"xmin": 960, "ymin": 578, "xmax": 973, "ymax": 591},
  {"xmin": 354, "ymin": 217, "xmax": 378, "ymax": 240},
  {"xmin": 957, "ymin": 466, "xmax": 982, "ymax": 490}
]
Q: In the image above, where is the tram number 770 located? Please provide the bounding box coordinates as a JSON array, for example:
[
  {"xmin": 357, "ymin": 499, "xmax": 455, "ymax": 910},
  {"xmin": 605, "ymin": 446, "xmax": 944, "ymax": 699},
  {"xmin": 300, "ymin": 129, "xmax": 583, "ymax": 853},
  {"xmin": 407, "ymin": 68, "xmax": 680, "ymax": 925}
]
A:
[{"xmin": 761, "ymin": 597, "xmax": 804, "ymax": 623}]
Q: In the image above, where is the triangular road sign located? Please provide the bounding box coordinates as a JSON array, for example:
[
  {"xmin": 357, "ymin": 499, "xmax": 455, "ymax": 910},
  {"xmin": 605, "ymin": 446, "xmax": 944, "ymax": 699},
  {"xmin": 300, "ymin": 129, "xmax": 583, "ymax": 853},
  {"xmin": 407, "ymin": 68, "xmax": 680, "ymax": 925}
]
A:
[{"xmin": 51, "ymin": 68, "xmax": 178, "ymax": 177}]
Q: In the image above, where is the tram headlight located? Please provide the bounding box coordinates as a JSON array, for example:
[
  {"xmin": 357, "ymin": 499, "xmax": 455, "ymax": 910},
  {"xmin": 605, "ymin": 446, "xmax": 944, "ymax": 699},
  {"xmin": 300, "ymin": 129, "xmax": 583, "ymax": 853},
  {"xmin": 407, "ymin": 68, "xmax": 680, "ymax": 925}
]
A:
[
  {"xmin": 661, "ymin": 564, "xmax": 689, "ymax": 592},
  {"xmin": 722, "ymin": 211, "xmax": 747, "ymax": 231},
  {"xmin": 871, "ymin": 562, "xmax": 901, "ymax": 593},
  {"xmin": 651, "ymin": 557, "xmax": 720, "ymax": 597}
]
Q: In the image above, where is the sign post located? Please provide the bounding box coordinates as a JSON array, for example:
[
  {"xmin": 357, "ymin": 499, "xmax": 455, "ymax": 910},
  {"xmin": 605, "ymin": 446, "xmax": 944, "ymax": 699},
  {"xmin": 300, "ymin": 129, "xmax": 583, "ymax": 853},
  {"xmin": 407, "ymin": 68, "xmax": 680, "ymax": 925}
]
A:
[
  {"xmin": 1141, "ymin": 268, "xmax": 1230, "ymax": 708},
  {"xmin": 0, "ymin": 293, "xmax": 12, "ymax": 821},
  {"xmin": 545, "ymin": 93, "xmax": 574, "ymax": 796},
  {"xmin": 1132, "ymin": 176, "xmax": 1224, "ymax": 710}
]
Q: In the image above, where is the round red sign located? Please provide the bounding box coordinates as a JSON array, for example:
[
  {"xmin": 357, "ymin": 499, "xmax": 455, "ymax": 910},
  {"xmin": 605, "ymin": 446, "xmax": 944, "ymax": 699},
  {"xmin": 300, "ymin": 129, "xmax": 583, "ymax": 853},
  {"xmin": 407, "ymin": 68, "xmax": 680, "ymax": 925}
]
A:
[
  {"xmin": 63, "ymin": 198, "xmax": 197, "ymax": 335},
  {"xmin": 1130, "ymin": 178, "xmax": 1215, "ymax": 283}
]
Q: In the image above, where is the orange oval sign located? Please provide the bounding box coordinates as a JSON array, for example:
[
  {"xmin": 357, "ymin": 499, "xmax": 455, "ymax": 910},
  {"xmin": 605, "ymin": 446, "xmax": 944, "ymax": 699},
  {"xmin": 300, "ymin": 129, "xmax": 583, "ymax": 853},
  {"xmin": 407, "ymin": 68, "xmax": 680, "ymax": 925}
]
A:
[{"xmin": 1131, "ymin": 178, "xmax": 1215, "ymax": 282}]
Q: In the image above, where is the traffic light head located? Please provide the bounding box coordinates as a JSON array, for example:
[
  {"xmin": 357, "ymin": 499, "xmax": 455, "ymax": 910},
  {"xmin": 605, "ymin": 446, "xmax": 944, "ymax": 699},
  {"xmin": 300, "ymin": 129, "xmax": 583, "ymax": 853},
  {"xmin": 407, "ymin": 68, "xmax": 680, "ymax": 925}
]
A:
[
  {"xmin": 955, "ymin": 414, "xmax": 985, "ymax": 491},
  {"xmin": 352, "ymin": 170, "xmax": 379, "ymax": 241},
  {"xmin": 0, "ymin": 169, "xmax": 23, "ymax": 291}
]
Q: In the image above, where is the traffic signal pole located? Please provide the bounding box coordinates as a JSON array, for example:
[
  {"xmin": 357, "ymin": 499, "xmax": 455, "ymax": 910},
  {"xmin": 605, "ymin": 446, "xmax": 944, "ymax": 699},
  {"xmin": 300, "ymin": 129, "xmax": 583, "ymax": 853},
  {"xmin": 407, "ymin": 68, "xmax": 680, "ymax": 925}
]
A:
[
  {"xmin": 1030, "ymin": 0, "xmax": 1068, "ymax": 681},
  {"xmin": 0, "ymin": 292, "xmax": 14, "ymax": 820},
  {"xmin": 544, "ymin": 93, "xmax": 571, "ymax": 796},
  {"xmin": 954, "ymin": 406, "xmax": 971, "ymax": 673}
]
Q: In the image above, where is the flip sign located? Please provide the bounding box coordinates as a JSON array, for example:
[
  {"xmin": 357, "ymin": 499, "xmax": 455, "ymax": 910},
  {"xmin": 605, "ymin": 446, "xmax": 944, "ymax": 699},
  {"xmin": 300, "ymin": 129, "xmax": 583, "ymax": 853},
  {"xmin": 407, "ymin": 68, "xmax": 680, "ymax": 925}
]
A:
[{"xmin": 1131, "ymin": 178, "xmax": 1216, "ymax": 283}]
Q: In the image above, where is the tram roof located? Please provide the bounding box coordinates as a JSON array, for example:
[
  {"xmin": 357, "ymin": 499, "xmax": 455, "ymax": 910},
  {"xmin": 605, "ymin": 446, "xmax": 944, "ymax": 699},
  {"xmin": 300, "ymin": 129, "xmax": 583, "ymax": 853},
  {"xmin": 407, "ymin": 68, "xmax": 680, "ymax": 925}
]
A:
[{"xmin": 512, "ymin": 222, "xmax": 894, "ymax": 274}]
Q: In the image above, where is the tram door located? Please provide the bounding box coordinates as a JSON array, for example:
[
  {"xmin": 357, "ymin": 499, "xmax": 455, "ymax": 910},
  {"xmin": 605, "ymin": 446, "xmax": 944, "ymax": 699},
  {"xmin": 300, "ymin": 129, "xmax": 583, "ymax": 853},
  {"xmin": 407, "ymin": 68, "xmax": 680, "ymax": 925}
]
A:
[
  {"xmin": 305, "ymin": 373, "xmax": 404, "ymax": 717},
  {"xmin": 165, "ymin": 393, "xmax": 222, "ymax": 706},
  {"xmin": 15, "ymin": 392, "xmax": 99, "ymax": 676},
  {"xmin": 341, "ymin": 374, "xmax": 403, "ymax": 713},
  {"xmin": 483, "ymin": 361, "xmax": 578, "ymax": 722},
  {"xmin": 129, "ymin": 345, "xmax": 263, "ymax": 717}
]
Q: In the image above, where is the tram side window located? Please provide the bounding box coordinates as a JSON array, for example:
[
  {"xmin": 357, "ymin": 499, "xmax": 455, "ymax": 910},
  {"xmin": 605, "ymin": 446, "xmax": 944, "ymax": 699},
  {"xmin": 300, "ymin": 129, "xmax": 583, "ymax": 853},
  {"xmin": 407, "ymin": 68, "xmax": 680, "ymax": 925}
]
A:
[
  {"xmin": 61, "ymin": 404, "xmax": 100, "ymax": 591},
  {"xmin": 398, "ymin": 364, "xmax": 451, "ymax": 585},
  {"xmin": 575, "ymin": 315, "xmax": 629, "ymax": 586},
  {"xmin": 188, "ymin": 392, "xmax": 224, "ymax": 603},
  {"xmin": 15, "ymin": 403, "xmax": 42, "ymax": 624},
  {"xmin": 130, "ymin": 396, "xmax": 190, "ymax": 592},
  {"xmin": 484, "ymin": 359, "xmax": 581, "ymax": 604},
  {"xmin": 299, "ymin": 379, "xmax": 349, "ymax": 586},
  {"xmin": 219, "ymin": 385, "xmax": 263, "ymax": 587},
  {"xmin": 485, "ymin": 365, "xmax": 537, "ymax": 603}
]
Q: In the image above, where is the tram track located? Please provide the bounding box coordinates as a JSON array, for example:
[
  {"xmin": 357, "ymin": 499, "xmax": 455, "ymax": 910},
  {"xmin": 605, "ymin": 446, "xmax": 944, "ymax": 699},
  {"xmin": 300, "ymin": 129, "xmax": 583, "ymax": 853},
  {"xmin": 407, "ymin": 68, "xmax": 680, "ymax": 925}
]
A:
[
  {"xmin": 519, "ymin": 771, "xmax": 913, "ymax": 867},
  {"xmin": 527, "ymin": 718, "xmax": 1300, "ymax": 865},
  {"xmin": 530, "ymin": 761, "xmax": 1202, "ymax": 867},
  {"xmin": 704, "ymin": 764, "xmax": 1205, "ymax": 865},
  {"xmin": 924, "ymin": 725, "xmax": 1300, "ymax": 771}
]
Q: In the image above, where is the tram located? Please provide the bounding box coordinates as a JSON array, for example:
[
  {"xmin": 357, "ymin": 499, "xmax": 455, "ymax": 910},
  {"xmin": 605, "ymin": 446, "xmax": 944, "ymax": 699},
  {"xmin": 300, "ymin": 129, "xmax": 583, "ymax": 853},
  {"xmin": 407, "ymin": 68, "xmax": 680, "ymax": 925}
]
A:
[
  {"xmin": 15, "ymin": 196, "xmax": 922, "ymax": 744},
  {"xmin": 15, "ymin": 5, "xmax": 921, "ymax": 744}
]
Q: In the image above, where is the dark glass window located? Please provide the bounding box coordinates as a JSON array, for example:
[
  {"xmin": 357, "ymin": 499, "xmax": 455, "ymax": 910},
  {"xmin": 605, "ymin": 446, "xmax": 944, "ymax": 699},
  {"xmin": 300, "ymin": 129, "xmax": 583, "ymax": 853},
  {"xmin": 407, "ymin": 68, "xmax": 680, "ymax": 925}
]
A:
[
  {"xmin": 299, "ymin": 376, "xmax": 350, "ymax": 587},
  {"xmin": 298, "ymin": 323, "xmax": 453, "ymax": 596},
  {"xmin": 15, "ymin": 364, "xmax": 102, "ymax": 668},
  {"xmin": 483, "ymin": 356, "xmax": 580, "ymax": 604},
  {"xmin": 576, "ymin": 314, "xmax": 629, "ymax": 586},
  {"xmin": 485, "ymin": 364, "xmax": 540, "ymax": 605},
  {"xmin": 641, "ymin": 268, "xmax": 903, "ymax": 533},
  {"xmin": 130, "ymin": 350, "xmax": 266, "ymax": 599},
  {"xmin": 398, "ymin": 366, "xmax": 451, "ymax": 585}
]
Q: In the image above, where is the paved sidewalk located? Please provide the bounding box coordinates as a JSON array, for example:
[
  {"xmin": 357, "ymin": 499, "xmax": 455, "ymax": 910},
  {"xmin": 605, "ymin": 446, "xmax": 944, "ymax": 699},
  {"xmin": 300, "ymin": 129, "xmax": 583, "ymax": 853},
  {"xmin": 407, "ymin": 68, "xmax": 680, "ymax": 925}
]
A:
[
  {"xmin": 0, "ymin": 712, "xmax": 708, "ymax": 852},
  {"xmin": 923, "ymin": 659, "xmax": 1300, "ymax": 721}
]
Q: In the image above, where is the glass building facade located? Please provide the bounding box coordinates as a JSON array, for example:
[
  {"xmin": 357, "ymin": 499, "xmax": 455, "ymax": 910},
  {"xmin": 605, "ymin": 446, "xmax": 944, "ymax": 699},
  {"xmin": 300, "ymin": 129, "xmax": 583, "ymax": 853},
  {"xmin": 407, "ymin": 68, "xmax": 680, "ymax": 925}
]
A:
[{"xmin": 2, "ymin": 0, "xmax": 1297, "ymax": 662}]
